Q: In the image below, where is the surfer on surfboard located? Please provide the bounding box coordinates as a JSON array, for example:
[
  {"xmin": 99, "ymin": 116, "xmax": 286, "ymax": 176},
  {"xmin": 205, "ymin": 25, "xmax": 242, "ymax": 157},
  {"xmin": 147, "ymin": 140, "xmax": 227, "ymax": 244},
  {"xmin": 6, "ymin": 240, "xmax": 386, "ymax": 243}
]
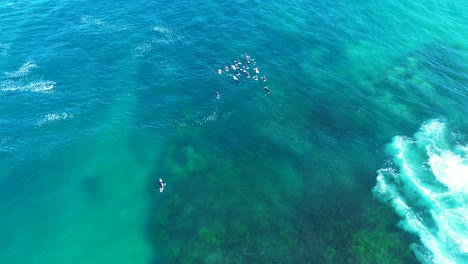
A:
[{"xmin": 158, "ymin": 178, "xmax": 166, "ymax": 193}]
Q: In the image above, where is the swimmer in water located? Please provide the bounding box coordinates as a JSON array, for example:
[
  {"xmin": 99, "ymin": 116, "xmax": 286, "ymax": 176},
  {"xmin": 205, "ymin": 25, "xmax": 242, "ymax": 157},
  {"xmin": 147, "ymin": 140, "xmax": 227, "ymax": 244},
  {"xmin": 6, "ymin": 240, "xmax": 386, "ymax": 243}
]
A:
[
  {"xmin": 233, "ymin": 75, "xmax": 239, "ymax": 83},
  {"xmin": 264, "ymin": 86, "xmax": 271, "ymax": 94},
  {"xmin": 216, "ymin": 91, "xmax": 220, "ymax": 99},
  {"xmin": 224, "ymin": 65, "xmax": 229, "ymax": 71},
  {"xmin": 242, "ymin": 53, "xmax": 251, "ymax": 64},
  {"xmin": 253, "ymin": 75, "xmax": 258, "ymax": 81},
  {"xmin": 246, "ymin": 72, "xmax": 250, "ymax": 78},
  {"xmin": 262, "ymin": 76, "xmax": 267, "ymax": 82},
  {"xmin": 218, "ymin": 69, "xmax": 222, "ymax": 74},
  {"xmin": 254, "ymin": 67, "xmax": 259, "ymax": 74},
  {"xmin": 158, "ymin": 178, "xmax": 166, "ymax": 193},
  {"xmin": 235, "ymin": 71, "xmax": 240, "ymax": 76}
]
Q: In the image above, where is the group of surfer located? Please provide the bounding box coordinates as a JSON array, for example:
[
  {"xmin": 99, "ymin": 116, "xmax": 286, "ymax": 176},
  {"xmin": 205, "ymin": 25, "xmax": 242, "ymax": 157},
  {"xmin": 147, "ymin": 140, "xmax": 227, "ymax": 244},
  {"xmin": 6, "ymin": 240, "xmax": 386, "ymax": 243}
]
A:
[
  {"xmin": 158, "ymin": 54, "xmax": 271, "ymax": 194},
  {"xmin": 216, "ymin": 53, "xmax": 271, "ymax": 99}
]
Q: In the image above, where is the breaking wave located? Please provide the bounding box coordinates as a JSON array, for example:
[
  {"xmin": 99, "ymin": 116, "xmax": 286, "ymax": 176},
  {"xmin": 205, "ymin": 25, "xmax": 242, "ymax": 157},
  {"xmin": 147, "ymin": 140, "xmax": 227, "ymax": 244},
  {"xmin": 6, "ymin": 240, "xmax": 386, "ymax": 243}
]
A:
[{"xmin": 373, "ymin": 120, "xmax": 468, "ymax": 264}]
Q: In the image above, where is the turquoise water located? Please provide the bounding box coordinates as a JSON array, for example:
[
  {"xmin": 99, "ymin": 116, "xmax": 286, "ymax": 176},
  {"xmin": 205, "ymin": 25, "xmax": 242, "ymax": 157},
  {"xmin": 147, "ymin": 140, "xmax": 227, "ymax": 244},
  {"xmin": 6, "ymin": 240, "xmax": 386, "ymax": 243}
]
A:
[{"xmin": 0, "ymin": 0, "xmax": 467, "ymax": 263}]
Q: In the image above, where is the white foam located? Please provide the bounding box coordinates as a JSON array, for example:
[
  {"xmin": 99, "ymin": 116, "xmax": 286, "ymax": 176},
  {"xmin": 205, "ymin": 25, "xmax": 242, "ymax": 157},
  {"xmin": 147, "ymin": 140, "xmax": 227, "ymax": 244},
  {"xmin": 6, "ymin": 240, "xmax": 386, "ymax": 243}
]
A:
[
  {"xmin": 152, "ymin": 25, "xmax": 171, "ymax": 33},
  {"xmin": 37, "ymin": 112, "xmax": 72, "ymax": 126},
  {"xmin": 429, "ymin": 151, "xmax": 468, "ymax": 193},
  {"xmin": 197, "ymin": 112, "xmax": 217, "ymax": 125},
  {"xmin": 134, "ymin": 41, "xmax": 153, "ymax": 57},
  {"xmin": 151, "ymin": 25, "xmax": 184, "ymax": 45},
  {"xmin": 1, "ymin": 61, "xmax": 56, "ymax": 93},
  {"xmin": 171, "ymin": 110, "xmax": 237, "ymax": 128},
  {"xmin": 5, "ymin": 61, "xmax": 37, "ymax": 78},
  {"xmin": 373, "ymin": 119, "xmax": 468, "ymax": 264},
  {"xmin": 1, "ymin": 80, "xmax": 55, "ymax": 93},
  {"xmin": 0, "ymin": 43, "xmax": 10, "ymax": 57},
  {"xmin": 80, "ymin": 15, "xmax": 127, "ymax": 31}
]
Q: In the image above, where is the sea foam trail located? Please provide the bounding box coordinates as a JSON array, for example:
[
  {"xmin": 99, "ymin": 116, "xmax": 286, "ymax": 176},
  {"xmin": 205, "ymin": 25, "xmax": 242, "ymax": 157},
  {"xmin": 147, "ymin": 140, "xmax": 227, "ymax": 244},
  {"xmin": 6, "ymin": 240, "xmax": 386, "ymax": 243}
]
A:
[
  {"xmin": 4, "ymin": 61, "xmax": 37, "ymax": 78},
  {"xmin": 36, "ymin": 112, "xmax": 72, "ymax": 126},
  {"xmin": 373, "ymin": 120, "xmax": 468, "ymax": 264},
  {"xmin": 0, "ymin": 80, "xmax": 55, "ymax": 93},
  {"xmin": 1, "ymin": 61, "xmax": 55, "ymax": 93}
]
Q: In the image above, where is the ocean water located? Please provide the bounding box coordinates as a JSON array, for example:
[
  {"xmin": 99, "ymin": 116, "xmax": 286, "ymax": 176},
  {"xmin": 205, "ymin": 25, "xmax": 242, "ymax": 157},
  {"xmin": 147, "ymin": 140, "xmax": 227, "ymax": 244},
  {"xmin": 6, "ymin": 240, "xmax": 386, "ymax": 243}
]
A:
[{"xmin": 0, "ymin": 0, "xmax": 466, "ymax": 263}]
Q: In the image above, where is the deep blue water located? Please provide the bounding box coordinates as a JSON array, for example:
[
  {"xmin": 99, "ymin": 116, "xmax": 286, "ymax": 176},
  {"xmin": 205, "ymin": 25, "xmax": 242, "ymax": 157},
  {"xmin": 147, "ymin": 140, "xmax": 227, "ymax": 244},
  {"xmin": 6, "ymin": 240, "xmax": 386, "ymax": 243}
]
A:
[{"xmin": 0, "ymin": 1, "xmax": 467, "ymax": 263}]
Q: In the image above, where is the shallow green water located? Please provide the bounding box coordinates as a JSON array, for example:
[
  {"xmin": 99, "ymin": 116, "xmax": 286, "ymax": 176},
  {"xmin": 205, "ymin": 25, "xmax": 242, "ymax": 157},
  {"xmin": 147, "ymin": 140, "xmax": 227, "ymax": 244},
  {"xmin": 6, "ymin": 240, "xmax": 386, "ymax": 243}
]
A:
[{"xmin": 0, "ymin": 0, "xmax": 466, "ymax": 263}]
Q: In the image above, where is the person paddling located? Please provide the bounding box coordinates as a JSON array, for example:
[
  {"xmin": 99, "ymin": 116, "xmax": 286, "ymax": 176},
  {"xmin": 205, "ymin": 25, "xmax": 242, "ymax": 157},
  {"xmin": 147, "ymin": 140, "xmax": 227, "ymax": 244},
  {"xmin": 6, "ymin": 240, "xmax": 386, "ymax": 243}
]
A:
[{"xmin": 158, "ymin": 178, "xmax": 166, "ymax": 193}]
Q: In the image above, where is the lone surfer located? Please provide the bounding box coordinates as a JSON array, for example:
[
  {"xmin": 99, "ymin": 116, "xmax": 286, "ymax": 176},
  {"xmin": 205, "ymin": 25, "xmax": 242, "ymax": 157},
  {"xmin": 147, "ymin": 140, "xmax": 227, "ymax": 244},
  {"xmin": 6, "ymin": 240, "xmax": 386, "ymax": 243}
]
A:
[
  {"xmin": 264, "ymin": 86, "xmax": 271, "ymax": 94},
  {"xmin": 216, "ymin": 91, "xmax": 220, "ymax": 99},
  {"xmin": 158, "ymin": 178, "xmax": 166, "ymax": 193}
]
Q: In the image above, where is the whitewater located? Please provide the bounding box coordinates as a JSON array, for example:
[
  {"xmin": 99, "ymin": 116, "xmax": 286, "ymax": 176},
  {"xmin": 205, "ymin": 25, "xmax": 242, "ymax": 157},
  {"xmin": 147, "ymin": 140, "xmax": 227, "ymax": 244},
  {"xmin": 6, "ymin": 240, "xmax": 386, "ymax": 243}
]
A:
[
  {"xmin": 374, "ymin": 120, "xmax": 468, "ymax": 263},
  {"xmin": 0, "ymin": 0, "xmax": 467, "ymax": 263}
]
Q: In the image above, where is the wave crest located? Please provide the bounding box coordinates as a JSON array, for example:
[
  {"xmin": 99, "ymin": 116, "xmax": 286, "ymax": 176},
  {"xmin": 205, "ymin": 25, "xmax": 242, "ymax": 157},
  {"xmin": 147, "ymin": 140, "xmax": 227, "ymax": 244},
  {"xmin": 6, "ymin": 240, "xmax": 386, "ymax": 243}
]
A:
[{"xmin": 373, "ymin": 120, "xmax": 468, "ymax": 264}]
